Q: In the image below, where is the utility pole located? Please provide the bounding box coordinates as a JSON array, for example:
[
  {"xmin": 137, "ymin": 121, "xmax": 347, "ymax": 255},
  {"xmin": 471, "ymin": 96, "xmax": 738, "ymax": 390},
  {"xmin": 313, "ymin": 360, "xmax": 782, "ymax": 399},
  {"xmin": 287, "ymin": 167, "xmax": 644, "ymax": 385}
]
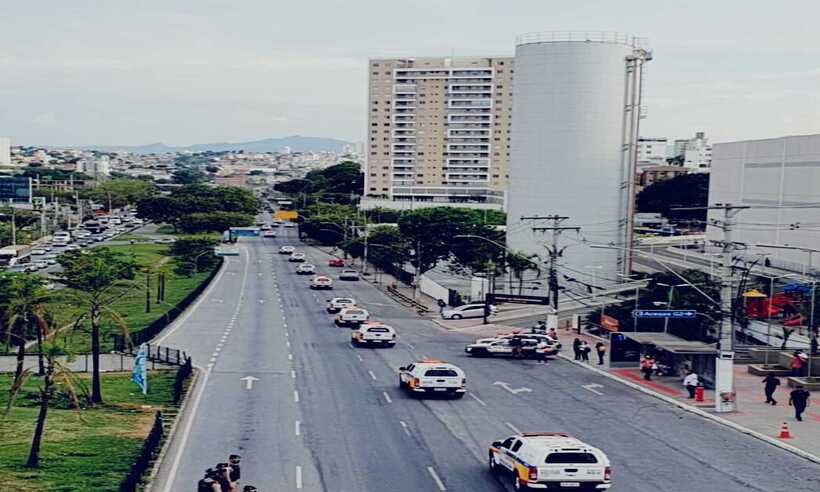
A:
[
  {"xmin": 523, "ymin": 215, "xmax": 581, "ymax": 330},
  {"xmin": 10, "ymin": 202, "xmax": 17, "ymax": 246},
  {"xmin": 680, "ymin": 203, "xmax": 749, "ymax": 413},
  {"xmin": 361, "ymin": 211, "xmax": 369, "ymax": 275}
]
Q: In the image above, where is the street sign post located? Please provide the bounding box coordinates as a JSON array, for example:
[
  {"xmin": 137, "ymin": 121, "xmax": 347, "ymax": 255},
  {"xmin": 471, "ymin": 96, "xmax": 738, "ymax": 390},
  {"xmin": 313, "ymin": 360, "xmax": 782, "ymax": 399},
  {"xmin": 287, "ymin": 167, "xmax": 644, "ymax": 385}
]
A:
[{"xmin": 632, "ymin": 309, "xmax": 697, "ymax": 319}]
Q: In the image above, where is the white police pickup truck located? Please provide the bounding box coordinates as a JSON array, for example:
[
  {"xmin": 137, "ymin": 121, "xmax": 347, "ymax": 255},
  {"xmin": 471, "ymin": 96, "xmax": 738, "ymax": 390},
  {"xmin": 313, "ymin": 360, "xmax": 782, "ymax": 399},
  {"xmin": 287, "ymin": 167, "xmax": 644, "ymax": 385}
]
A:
[
  {"xmin": 489, "ymin": 432, "xmax": 612, "ymax": 490},
  {"xmin": 397, "ymin": 360, "xmax": 466, "ymax": 398},
  {"xmin": 351, "ymin": 322, "xmax": 396, "ymax": 347}
]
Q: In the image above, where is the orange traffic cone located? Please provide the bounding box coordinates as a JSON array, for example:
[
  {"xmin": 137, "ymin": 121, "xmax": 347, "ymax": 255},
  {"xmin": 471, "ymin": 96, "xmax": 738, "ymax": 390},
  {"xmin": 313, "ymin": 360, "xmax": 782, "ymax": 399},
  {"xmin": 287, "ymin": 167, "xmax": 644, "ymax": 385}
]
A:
[{"xmin": 778, "ymin": 422, "xmax": 792, "ymax": 439}]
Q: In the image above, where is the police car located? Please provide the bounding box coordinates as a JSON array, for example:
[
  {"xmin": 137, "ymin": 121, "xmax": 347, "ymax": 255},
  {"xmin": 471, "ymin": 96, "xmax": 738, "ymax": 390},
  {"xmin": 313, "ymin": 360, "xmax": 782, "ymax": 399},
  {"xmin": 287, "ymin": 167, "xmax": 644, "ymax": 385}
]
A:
[
  {"xmin": 326, "ymin": 297, "xmax": 355, "ymax": 313},
  {"xmin": 465, "ymin": 334, "xmax": 561, "ymax": 358},
  {"xmin": 296, "ymin": 263, "xmax": 316, "ymax": 275},
  {"xmin": 489, "ymin": 433, "xmax": 612, "ymax": 490},
  {"xmin": 335, "ymin": 307, "xmax": 370, "ymax": 327},
  {"xmin": 279, "ymin": 245, "xmax": 295, "ymax": 255},
  {"xmin": 351, "ymin": 322, "xmax": 396, "ymax": 346},
  {"xmin": 397, "ymin": 360, "xmax": 466, "ymax": 398},
  {"xmin": 310, "ymin": 276, "xmax": 333, "ymax": 290}
]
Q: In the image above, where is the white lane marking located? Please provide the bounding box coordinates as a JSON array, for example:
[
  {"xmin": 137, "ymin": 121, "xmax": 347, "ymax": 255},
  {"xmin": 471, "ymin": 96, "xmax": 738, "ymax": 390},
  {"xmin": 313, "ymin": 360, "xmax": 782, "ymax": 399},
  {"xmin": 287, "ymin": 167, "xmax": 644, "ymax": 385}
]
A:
[
  {"xmin": 240, "ymin": 375, "xmax": 259, "ymax": 390},
  {"xmin": 494, "ymin": 381, "xmax": 533, "ymax": 394},
  {"xmin": 356, "ymin": 354, "xmax": 363, "ymax": 362},
  {"xmin": 505, "ymin": 422, "xmax": 522, "ymax": 434},
  {"xmin": 259, "ymin": 299, "xmax": 265, "ymax": 303},
  {"xmin": 296, "ymin": 465, "xmax": 303, "ymax": 489},
  {"xmin": 291, "ymin": 370, "xmax": 296, "ymax": 379},
  {"xmin": 368, "ymin": 370, "xmax": 377, "ymax": 381},
  {"xmin": 382, "ymin": 391, "xmax": 392, "ymax": 403},
  {"xmin": 405, "ymin": 343, "xmax": 415, "ymax": 350},
  {"xmin": 469, "ymin": 393, "xmax": 487, "ymax": 407},
  {"xmin": 295, "ymin": 420, "xmax": 301, "ymax": 436},
  {"xmin": 427, "ymin": 466, "xmax": 447, "ymax": 491},
  {"xmin": 288, "ymin": 353, "xmax": 293, "ymax": 361},
  {"xmin": 209, "ymin": 357, "xmax": 216, "ymax": 363},
  {"xmin": 285, "ymin": 331, "xmax": 289, "ymax": 337},
  {"xmin": 207, "ymin": 363, "xmax": 214, "ymax": 369},
  {"xmin": 294, "ymin": 390, "xmax": 300, "ymax": 403},
  {"xmin": 582, "ymin": 383, "xmax": 605, "ymax": 396},
  {"xmin": 286, "ymin": 340, "xmax": 291, "ymax": 348},
  {"xmin": 400, "ymin": 420, "xmax": 410, "ymax": 436},
  {"xmin": 161, "ymin": 366, "xmax": 212, "ymax": 492},
  {"xmin": 153, "ymin": 257, "xmax": 230, "ymax": 345}
]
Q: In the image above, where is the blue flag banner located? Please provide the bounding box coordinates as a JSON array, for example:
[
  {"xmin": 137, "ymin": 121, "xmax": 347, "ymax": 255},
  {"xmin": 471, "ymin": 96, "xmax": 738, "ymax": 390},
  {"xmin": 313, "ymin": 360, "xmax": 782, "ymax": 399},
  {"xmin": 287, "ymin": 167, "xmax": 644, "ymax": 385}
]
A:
[{"xmin": 132, "ymin": 343, "xmax": 148, "ymax": 395}]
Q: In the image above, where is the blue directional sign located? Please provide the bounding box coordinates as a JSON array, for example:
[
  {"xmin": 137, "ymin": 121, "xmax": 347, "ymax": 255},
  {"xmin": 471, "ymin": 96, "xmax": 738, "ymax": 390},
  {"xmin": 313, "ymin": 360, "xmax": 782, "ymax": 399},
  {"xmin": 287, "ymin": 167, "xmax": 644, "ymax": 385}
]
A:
[{"xmin": 632, "ymin": 309, "xmax": 697, "ymax": 319}]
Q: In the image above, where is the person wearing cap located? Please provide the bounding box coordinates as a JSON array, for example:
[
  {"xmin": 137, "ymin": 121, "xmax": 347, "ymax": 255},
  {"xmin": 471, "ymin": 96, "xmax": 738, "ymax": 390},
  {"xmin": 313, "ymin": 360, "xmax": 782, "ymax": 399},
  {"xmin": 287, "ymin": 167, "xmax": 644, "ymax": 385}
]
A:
[
  {"xmin": 228, "ymin": 454, "xmax": 241, "ymax": 483},
  {"xmin": 242, "ymin": 487, "xmax": 257, "ymax": 492},
  {"xmin": 640, "ymin": 354, "xmax": 656, "ymax": 381},
  {"xmin": 197, "ymin": 468, "xmax": 221, "ymax": 492}
]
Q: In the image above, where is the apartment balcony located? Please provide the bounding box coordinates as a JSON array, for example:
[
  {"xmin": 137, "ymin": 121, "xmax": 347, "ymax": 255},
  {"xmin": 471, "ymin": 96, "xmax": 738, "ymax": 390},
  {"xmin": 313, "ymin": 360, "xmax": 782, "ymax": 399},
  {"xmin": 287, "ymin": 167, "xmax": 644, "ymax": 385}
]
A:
[
  {"xmin": 393, "ymin": 84, "xmax": 417, "ymax": 93},
  {"xmin": 448, "ymin": 129, "xmax": 490, "ymax": 137},
  {"xmin": 444, "ymin": 137, "xmax": 489, "ymax": 144},
  {"xmin": 448, "ymin": 99, "xmax": 493, "ymax": 109},
  {"xmin": 446, "ymin": 157, "xmax": 490, "ymax": 167},
  {"xmin": 447, "ymin": 92, "xmax": 492, "ymax": 99},
  {"xmin": 392, "ymin": 128, "xmax": 416, "ymax": 137},
  {"xmin": 448, "ymin": 114, "xmax": 492, "ymax": 124},
  {"xmin": 447, "ymin": 144, "xmax": 490, "ymax": 153},
  {"xmin": 392, "ymin": 114, "xmax": 415, "ymax": 123}
]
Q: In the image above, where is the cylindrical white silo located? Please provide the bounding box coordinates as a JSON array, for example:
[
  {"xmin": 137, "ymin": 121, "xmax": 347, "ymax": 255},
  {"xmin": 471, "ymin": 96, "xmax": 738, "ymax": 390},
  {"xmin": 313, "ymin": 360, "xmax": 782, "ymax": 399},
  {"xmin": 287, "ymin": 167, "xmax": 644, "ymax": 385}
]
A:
[{"xmin": 507, "ymin": 32, "xmax": 651, "ymax": 290}]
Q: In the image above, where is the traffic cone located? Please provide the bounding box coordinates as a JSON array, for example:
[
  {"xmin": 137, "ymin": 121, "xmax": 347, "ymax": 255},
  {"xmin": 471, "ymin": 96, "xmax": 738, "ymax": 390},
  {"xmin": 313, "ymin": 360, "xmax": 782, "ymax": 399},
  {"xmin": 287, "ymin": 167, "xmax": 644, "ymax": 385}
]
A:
[{"xmin": 778, "ymin": 422, "xmax": 792, "ymax": 439}]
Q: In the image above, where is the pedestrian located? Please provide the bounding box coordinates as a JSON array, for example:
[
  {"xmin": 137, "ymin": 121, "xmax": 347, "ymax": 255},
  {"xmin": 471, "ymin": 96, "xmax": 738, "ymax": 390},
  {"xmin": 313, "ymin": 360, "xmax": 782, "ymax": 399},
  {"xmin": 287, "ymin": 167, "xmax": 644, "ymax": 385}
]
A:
[
  {"xmin": 535, "ymin": 340, "xmax": 550, "ymax": 364},
  {"xmin": 437, "ymin": 299, "xmax": 446, "ymax": 315},
  {"xmin": 579, "ymin": 341, "xmax": 590, "ymax": 362},
  {"xmin": 547, "ymin": 328, "xmax": 558, "ymax": 342},
  {"xmin": 228, "ymin": 454, "xmax": 241, "ymax": 483},
  {"xmin": 790, "ymin": 351, "xmax": 805, "ymax": 377},
  {"xmin": 198, "ymin": 469, "xmax": 221, "ymax": 492},
  {"xmin": 640, "ymin": 354, "xmax": 655, "ymax": 381},
  {"xmin": 510, "ymin": 335, "xmax": 523, "ymax": 358},
  {"xmin": 215, "ymin": 463, "xmax": 236, "ymax": 492},
  {"xmin": 595, "ymin": 342, "xmax": 607, "ymax": 365},
  {"xmin": 788, "ymin": 385, "xmax": 811, "ymax": 421},
  {"xmin": 572, "ymin": 338, "xmax": 582, "ymax": 360},
  {"xmin": 683, "ymin": 370, "xmax": 699, "ymax": 399},
  {"xmin": 762, "ymin": 373, "xmax": 781, "ymax": 405}
]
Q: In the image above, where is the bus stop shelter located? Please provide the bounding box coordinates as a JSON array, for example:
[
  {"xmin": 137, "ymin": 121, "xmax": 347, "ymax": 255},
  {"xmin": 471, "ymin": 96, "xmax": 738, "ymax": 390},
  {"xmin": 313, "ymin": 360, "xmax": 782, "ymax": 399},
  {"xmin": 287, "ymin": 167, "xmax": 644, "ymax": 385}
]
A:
[{"xmin": 610, "ymin": 332, "xmax": 718, "ymax": 387}]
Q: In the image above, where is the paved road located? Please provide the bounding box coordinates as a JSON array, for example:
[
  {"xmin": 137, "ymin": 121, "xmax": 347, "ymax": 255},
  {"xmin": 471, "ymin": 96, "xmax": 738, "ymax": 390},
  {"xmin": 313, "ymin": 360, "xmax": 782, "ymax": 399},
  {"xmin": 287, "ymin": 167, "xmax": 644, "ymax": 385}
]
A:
[{"xmin": 154, "ymin": 217, "xmax": 820, "ymax": 491}]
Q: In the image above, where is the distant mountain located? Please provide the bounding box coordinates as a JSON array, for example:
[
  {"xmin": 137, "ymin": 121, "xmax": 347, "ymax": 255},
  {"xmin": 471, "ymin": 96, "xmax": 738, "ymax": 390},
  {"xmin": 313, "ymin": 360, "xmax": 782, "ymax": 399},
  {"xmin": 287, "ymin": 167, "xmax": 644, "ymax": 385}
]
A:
[{"xmin": 65, "ymin": 135, "xmax": 351, "ymax": 154}]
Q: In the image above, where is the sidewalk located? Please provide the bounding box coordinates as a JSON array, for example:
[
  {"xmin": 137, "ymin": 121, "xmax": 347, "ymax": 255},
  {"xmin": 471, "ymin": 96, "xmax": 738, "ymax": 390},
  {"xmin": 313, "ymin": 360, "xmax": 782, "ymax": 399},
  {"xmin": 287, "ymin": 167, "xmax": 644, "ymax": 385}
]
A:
[{"xmin": 565, "ymin": 328, "xmax": 820, "ymax": 461}]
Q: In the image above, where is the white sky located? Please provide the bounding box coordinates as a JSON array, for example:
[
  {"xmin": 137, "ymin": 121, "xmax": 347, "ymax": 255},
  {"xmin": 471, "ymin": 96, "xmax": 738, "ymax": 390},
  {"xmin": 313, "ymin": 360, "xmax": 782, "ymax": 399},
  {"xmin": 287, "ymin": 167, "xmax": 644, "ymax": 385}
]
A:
[{"xmin": 1, "ymin": 0, "xmax": 819, "ymax": 146}]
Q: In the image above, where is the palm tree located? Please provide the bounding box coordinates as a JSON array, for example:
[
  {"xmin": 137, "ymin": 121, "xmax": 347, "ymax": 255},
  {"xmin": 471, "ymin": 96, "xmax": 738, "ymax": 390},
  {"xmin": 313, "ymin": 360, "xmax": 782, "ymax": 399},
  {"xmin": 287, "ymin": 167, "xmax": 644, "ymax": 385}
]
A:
[
  {"xmin": 57, "ymin": 248, "xmax": 136, "ymax": 405},
  {"xmin": 1, "ymin": 273, "xmax": 50, "ymax": 382},
  {"xmin": 3, "ymin": 322, "xmax": 86, "ymax": 468},
  {"xmin": 506, "ymin": 251, "xmax": 542, "ymax": 295}
]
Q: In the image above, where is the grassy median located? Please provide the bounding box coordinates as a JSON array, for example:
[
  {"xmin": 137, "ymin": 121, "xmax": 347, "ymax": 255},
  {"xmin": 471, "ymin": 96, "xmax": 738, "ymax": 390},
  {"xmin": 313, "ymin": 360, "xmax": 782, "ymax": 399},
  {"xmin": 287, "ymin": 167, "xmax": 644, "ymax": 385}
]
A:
[
  {"xmin": 44, "ymin": 243, "xmax": 216, "ymax": 353},
  {"xmin": 0, "ymin": 371, "xmax": 177, "ymax": 491}
]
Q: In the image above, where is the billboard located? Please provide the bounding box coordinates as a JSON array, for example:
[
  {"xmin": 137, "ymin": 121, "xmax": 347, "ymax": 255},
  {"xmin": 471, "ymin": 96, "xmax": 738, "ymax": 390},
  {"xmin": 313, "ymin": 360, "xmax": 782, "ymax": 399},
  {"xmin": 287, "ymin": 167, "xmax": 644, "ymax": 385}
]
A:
[{"xmin": 0, "ymin": 176, "xmax": 32, "ymax": 204}]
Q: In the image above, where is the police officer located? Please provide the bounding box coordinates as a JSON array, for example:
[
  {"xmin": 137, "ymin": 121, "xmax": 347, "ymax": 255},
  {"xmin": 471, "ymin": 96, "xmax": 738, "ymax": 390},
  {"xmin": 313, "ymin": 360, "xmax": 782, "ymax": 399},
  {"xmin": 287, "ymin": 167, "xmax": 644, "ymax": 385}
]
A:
[
  {"xmin": 228, "ymin": 454, "xmax": 241, "ymax": 483},
  {"xmin": 197, "ymin": 468, "xmax": 221, "ymax": 492},
  {"xmin": 789, "ymin": 384, "xmax": 811, "ymax": 422}
]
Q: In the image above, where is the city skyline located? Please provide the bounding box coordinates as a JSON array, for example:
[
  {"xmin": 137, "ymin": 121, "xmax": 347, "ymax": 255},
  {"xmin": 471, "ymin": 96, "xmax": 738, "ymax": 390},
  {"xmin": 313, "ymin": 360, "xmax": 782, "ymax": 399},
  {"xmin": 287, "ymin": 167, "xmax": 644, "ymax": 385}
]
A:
[{"xmin": 2, "ymin": 1, "xmax": 820, "ymax": 146}]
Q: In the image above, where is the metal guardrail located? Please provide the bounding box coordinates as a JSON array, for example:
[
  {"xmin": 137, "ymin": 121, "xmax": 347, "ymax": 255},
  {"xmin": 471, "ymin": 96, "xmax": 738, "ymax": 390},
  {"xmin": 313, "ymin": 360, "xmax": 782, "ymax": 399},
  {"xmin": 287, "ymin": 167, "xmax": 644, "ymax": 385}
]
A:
[{"xmin": 386, "ymin": 285, "xmax": 430, "ymax": 314}]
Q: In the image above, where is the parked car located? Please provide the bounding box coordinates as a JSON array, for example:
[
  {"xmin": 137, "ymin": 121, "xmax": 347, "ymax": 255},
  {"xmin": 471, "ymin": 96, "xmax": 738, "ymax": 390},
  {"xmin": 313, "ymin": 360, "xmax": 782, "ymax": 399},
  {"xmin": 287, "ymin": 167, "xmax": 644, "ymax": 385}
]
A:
[{"xmin": 441, "ymin": 303, "xmax": 498, "ymax": 320}]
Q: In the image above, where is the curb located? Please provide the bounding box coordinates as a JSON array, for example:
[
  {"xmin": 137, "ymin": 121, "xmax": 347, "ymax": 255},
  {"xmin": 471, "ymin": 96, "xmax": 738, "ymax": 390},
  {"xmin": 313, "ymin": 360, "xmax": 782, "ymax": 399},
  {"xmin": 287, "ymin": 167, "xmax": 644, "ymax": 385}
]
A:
[
  {"xmin": 559, "ymin": 354, "xmax": 820, "ymax": 465},
  {"xmin": 145, "ymin": 367, "xmax": 201, "ymax": 492}
]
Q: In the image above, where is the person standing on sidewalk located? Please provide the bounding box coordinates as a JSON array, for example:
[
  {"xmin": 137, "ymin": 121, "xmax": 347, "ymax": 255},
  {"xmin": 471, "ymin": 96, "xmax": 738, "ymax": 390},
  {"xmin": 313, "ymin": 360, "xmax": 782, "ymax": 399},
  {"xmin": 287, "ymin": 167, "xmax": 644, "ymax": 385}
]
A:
[
  {"xmin": 595, "ymin": 342, "xmax": 607, "ymax": 365},
  {"xmin": 788, "ymin": 385, "xmax": 811, "ymax": 421},
  {"xmin": 790, "ymin": 351, "xmax": 806, "ymax": 376},
  {"xmin": 640, "ymin": 354, "xmax": 655, "ymax": 381},
  {"xmin": 683, "ymin": 370, "xmax": 699, "ymax": 399},
  {"xmin": 762, "ymin": 374, "xmax": 781, "ymax": 405},
  {"xmin": 579, "ymin": 341, "xmax": 590, "ymax": 362},
  {"xmin": 572, "ymin": 338, "xmax": 582, "ymax": 360}
]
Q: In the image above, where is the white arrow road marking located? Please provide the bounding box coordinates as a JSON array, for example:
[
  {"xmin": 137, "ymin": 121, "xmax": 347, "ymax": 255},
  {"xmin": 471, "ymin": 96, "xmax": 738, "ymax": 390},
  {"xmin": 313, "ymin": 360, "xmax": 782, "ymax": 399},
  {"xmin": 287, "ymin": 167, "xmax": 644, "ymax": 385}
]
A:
[
  {"xmin": 582, "ymin": 383, "xmax": 605, "ymax": 396},
  {"xmin": 240, "ymin": 376, "xmax": 259, "ymax": 390},
  {"xmin": 493, "ymin": 381, "xmax": 533, "ymax": 394}
]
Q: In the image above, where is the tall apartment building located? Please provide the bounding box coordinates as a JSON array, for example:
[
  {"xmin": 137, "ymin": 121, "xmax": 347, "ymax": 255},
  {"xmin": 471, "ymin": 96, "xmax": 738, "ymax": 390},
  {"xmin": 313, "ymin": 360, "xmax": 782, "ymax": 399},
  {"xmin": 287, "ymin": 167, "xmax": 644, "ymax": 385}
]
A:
[
  {"xmin": 363, "ymin": 57, "xmax": 513, "ymax": 210},
  {"xmin": 673, "ymin": 131, "xmax": 712, "ymax": 172},
  {"xmin": 636, "ymin": 137, "xmax": 668, "ymax": 168}
]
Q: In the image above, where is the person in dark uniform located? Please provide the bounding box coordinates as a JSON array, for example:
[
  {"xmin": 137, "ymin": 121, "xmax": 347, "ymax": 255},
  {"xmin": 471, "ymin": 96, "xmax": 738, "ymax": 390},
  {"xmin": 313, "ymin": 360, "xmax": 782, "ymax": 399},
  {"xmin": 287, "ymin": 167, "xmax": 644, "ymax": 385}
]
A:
[
  {"xmin": 762, "ymin": 374, "xmax": 780, "ymax": 405},
  {"xmin": 572, "ymin": 338, "xmax": 582, "ymax": 360},
  {"xmin": 198, "ymin": 469, "xmax": 221, "ymax": 492},
  {"xmin": 789, "ymin": 385, "xmax": 811, "ymax": 421},
  {"xmin": 228, "ymin": 455, "xmax": 241, "ymax": 483}
]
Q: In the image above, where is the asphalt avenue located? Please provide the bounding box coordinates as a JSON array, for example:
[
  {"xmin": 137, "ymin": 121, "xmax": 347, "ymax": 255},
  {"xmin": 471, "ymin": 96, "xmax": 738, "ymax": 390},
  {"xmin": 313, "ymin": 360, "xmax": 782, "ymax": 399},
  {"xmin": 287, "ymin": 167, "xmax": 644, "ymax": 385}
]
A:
[{"xmin": 154, "ymin": 215, "xmax": 820, "ymax": 492}]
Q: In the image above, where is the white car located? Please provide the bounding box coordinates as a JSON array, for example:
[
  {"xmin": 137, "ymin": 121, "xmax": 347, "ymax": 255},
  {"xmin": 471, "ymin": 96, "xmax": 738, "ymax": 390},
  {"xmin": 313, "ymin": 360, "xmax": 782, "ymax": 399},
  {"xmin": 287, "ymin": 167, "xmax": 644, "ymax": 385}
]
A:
[
  {"xmin": 289, "ymin": 252, "xmax": 306, "ymax": 262},
  {"xmin": 263, "ymin": 231, "xmax": 277, "ymax": 238},
  {"xmin": 310, "ymin": 276, "xmax": 333, "ymax": 290},
  {"xmin": 31, "ymin": 249, "xmax": 47, "ymax": 256},
  {"xmin": 489, "ymin": 433, "xmax": 612, "ymax": 490},
  {"xmin": 32, "ymin": 261, "xmax": 49, "ymax": 270},
  {"xmin": 351, "ymin": 322, "xmax": 396, "ymax": 346},
  {"xmin": 338, "ymin": 269, "xmax": 360, "ymax": 281},
  {"xmin": 441, "ymin": 303, "xmax": 498, "ymax": 320},
  {"xmin": 398, "ymin": 360, "xmax": 466, "ymax": 398},
  {"xmin": 284, "ymin": 222, "xmax": 297, "ymax": 228},
  {"xmin": 465, "ymin": 334, "xmax": 560, "ymax": 359},
  {"xmin": 279, "ymin": 245, "xmax": 295, "ymax": 255},
  {"xmin": 335, "ymin": 307, "xmax": 370, "ymax": 327},
  {"xmin": 326, "ymin": 297, "xmax": 355, "ymax": 313},
  {"xmin": 296, "ymin": 263, "xmax": 315, "ymax": 275}
]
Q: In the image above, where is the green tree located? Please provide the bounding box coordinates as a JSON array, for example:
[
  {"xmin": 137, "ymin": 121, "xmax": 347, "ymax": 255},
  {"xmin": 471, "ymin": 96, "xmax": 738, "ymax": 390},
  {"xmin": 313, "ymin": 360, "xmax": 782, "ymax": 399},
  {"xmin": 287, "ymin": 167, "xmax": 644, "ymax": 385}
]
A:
[
  {"xmin": 136, "ymin": 195, "xmax": 180, "ymax": 230},
  {"xmin": 172, "ymin": 168, "xmax": 208, "ymax": 185},
  {"xmin": 0, "ymin": 273, "xmax": 50, "ymax": 381},
  {"xmin": 179, "ymin": 211, "xmax": 254, "ymax": 234},
  {"xmin": 169, "ymin": 236, "xmax": 219, "ymax": 274},
  {"xmin": 56, "ymin": 248, "xmax": 137, "ymax": 404},
  {"xmin": 346, "ymin": 225, "xmax": 411, "ymax": 269},
  {"xmin": 506, "ymin": 251, "xmax": 542, "ymax": 295},
  {"xmin": 135, "ymin": 185, "xmax": 259, "ymax": 231},
  {"xmin": 80, "ymin": 179, "xmax": 156, "ymax": 210},
  {"xmin": 636, "ymin": 173, "xmax": 709, "ymax": 222}
]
